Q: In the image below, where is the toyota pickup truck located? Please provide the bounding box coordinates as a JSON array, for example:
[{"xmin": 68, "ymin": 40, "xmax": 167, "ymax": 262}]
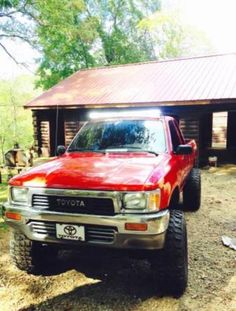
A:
[{"xmin": 3, "ymin": 110, "xmax": 201, "ymax": 296}]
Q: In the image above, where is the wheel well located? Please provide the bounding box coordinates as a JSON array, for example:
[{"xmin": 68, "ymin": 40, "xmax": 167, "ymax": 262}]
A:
[{"xmin": 169, "ymin": 187, "xmax": 180, "ymax": 209}]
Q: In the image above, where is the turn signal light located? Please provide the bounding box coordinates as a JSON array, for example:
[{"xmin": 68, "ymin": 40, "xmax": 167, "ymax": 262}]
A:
[
  {"xmin": 125, "ymin": 223, "xmax": 148, "ymax": 231},
  {"xmin": 5, "ymin": 212, "xmax": 21, "ymax": 221}
]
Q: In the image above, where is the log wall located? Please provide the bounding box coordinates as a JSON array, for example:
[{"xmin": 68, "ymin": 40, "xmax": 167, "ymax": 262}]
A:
[
  {"xmin": 64, "ymin": 121, "xmax": 85, "ymax": 146},
  {"xmin": 40, "ymin": 121, "xmax": 50, "ymax": 157}
]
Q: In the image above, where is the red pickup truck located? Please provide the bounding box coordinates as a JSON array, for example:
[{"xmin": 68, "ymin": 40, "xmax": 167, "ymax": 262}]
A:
[{"xmin": 3, "ymin": 110, "xmax": 201, "ymax": 296}]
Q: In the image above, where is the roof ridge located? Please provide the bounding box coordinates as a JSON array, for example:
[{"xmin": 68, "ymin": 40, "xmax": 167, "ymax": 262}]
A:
[{"xmin": 78, "ymin": 52, "xmax": 236, "ymax": 72}]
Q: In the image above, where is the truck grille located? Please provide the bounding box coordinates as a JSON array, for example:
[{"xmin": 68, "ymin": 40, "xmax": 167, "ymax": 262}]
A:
[
  {"xmin": 28, "ymin": 221, "xmax": 116, "ymax": 244},
  {"xmin": 32, "ymin": 194, "xmax": 115, "ymax": 216}
]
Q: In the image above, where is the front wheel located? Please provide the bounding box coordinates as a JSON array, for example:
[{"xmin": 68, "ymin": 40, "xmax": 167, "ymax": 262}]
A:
[
  {"xmin": 149, "ymin": 210, "xmax": 188, "ymax": 296},
  {"xmin": 10, "ymin": 230, "xmax": 58, "ymax": 274}
]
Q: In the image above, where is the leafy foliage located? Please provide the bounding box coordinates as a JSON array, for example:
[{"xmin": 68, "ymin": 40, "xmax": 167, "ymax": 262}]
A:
[
  {"xmin": 34, "ymin": 0, "xmax": 161, "ymax": 89},
  {"xmin": 0, "ymin": 1, "xmax": 212, "ymax": 90},
  {"xmin": 0, "ymin": 1, "xmax": 160, "ymax": 88},
  {"xmin": 138, "ymin": 11, "xmax": 213, "ymax": 59},
  {"xmin": 0, "ymin": 181, "xmax": 7, "ymax": 205},
  {"xmin": 0, "ymin": 75, "xmax": 39, "ymax": 163}
]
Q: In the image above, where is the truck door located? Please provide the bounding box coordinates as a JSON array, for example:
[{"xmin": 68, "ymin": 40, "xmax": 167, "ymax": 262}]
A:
[{"xmin": 169, "ymin": 120, "xmax": 190, "ymax": 187}]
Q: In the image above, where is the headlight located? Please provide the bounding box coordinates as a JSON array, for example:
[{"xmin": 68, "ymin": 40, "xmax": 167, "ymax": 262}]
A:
[
  {"xmin": 123, "ymin": 193, "xmax": 147, "ymax": 209},
  {"xmin": 123, "ymin": 190, "xmax": 161, "ymax": 211},
  {"xmin": 11, "ymin": 187, "xmax": 28, "ymax": 203}
]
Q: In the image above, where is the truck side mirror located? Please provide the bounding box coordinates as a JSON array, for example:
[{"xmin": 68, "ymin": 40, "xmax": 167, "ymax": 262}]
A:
[
  {"xmin": 175, "ymin": 145, "xmax": 193, "ymax": 155},
  {"xmin": 57, "ymin": 145, "xmax": 66, "ymax": 156}
]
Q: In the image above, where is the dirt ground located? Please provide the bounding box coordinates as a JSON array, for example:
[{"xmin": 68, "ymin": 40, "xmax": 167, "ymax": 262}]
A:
[{"xmin": 0, "ymin": 166, "xmax": 236, "ymax": 311}]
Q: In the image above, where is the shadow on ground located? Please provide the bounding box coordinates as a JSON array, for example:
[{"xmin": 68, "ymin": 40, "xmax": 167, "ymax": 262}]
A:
[{"xmin": 20, "ymin": 250, "xmax": 162, "ymax": 311}]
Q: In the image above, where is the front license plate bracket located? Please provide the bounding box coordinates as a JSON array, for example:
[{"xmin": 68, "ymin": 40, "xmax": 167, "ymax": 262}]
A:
[{"xmin": 56, "ymin": 223, "xmax": 85, "ymax": 241}]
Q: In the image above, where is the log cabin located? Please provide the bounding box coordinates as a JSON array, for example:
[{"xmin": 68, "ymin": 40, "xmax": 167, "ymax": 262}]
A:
[{"xmin": 25, "ymin": 53, "xmax": 236, "ymax": 165}]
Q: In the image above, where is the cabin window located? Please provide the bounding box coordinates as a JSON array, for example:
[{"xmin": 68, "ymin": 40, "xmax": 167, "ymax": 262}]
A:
[{"xmin": 212, "ymin": 112, "xmax": 228, "ymax": 149}]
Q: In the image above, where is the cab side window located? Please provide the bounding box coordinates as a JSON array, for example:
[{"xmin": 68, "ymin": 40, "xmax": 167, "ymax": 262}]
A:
[{"xmin": 169, "ymin": 120, "xmax": 184, "ymax": 151}]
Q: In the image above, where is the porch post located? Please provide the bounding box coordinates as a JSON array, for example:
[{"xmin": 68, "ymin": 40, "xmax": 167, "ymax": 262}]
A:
[
  {"xmin": 227, "ymin": 111, "xmax": 236, "ymax": 149},
  {"xmin": 199, "ymin": 113, "xmax": 212, "ymax": 165}
]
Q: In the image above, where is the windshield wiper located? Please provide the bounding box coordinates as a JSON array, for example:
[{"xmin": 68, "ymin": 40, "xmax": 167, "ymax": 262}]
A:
[
  {"xmin": 112, "ymin": 145, "xmax": 159, "ymax": 156},
  {"xmin": 100, "ymin": 146, "xmax": 159, "ymax": 156},
  {"xmin": 68, "ymin": 148, "xmax": 105, "ymax": 153},
  {"xmin": 140, "ymin": 150, "xmax": 159, "ymax": 156}
]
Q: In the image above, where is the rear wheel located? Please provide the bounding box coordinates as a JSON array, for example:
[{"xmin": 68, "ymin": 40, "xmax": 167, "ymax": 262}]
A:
[
  {"xmin": 183, "ymin": 168, "xmax": 201, "ymax": 211},
  {"xmin": 150, "ymin": 210, "xmax": 188, "ymax": 296},
  {"xmin": 10, "ymin": 230, "xmax": 58, "ymax": 274}
]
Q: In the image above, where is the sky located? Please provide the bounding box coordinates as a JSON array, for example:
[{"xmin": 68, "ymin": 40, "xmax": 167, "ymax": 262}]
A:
[
  {"xmin": 1, "ymin": 0, "xmax": 236, "ymax": 79},
  {"xmin": 165, "ymin": 0, "xmax": 236, "ymax": 53},
  {"xmin": 0, "ymin": 40, "xmax": 39, "ymax": 79}
]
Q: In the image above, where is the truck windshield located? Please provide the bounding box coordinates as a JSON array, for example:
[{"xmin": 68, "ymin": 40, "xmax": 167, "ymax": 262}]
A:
[{"xmin": 68, "ymin": 120, "xmax": 166, "ymax": 154}]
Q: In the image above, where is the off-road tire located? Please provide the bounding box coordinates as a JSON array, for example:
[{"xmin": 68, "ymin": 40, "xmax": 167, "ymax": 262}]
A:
[
  {"xmin": 150, "ymin": 210, "xmax": 188, "ymax": 296},
  {"xmin": 183, "ymin": 168, "xmax": 201, "ymax": 211},
  {"xmin": 10, "ymin": 230, "xmax": 58, "ymax": 274}
]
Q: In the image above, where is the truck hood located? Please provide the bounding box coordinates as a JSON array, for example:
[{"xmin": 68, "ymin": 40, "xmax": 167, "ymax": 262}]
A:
[{"xmin": 10, "ymin": 152, "xmax": 169, "ymax": 191}]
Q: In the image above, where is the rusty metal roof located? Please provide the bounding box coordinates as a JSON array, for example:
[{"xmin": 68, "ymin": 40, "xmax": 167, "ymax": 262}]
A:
[{"xmin": 26, "ymin": 53, "xmax": 236, "ymax": 109}]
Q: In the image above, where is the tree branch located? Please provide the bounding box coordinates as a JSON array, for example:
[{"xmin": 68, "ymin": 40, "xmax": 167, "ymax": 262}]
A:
[
  {"xmin": 0, "ymin": 42, "xmax": 35, "ymax": 73},
  {"xmin": 0, "ymin": 10, "xmax": 18, "ymax": 18},
  {"xmin": 18, "ymin": 0, "xmax": 44, "ymax": 26},
  {"xmin": 0, "ymin": 34, "xmax": 36, "ymax": 47},
  {"xmin": 0, "ymin": 42, "xmax": 19, "ymax": 64},
  {"xmin": 19, "ymin": 9, "xmax": 42, "ymax": 25},
  {"xmin": 0, "ymin": 0, "xmax": 42, "ymax": 26}
]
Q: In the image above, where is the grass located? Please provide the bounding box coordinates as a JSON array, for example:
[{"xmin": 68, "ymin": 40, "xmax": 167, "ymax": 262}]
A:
[
  {"xmin": 0, "ymin": 182, "xmax": 8, "ymax": 205},
  {"xmin": 0, "ymin": 221, "xmax": 8, "ymax": 231},
  {"xmin": 0, "ymin": 175, "xmax": 8, "ymax": 231},
  {"xmin": 0, "ymin": 171, "xmax": 8, "ymax": 204}
]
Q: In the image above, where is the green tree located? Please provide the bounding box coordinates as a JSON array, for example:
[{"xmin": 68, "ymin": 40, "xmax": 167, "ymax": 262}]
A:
[
  {"xmin": 35, "ymin": 0, "xmax": 161, "ymax": 89},
  {"xmin": 138, "ymin": 11, "xmax": 213, "ymax": 59},
  {"xmin": 0, "ymin": 1, "xmax": 212, "ymax": 90},
  {"xmin": 0, "ymin": 0, "xmax": 161, "ymax": 89},
  {"xmin": 0, "ymin": 75, "xmax": 38, "ymax": 164}
]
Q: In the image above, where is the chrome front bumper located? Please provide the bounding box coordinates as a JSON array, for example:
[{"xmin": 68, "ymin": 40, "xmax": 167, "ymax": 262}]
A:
[{"xmin": 3, "ymin": 203, "xmax": 170, "ymax": 250}]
